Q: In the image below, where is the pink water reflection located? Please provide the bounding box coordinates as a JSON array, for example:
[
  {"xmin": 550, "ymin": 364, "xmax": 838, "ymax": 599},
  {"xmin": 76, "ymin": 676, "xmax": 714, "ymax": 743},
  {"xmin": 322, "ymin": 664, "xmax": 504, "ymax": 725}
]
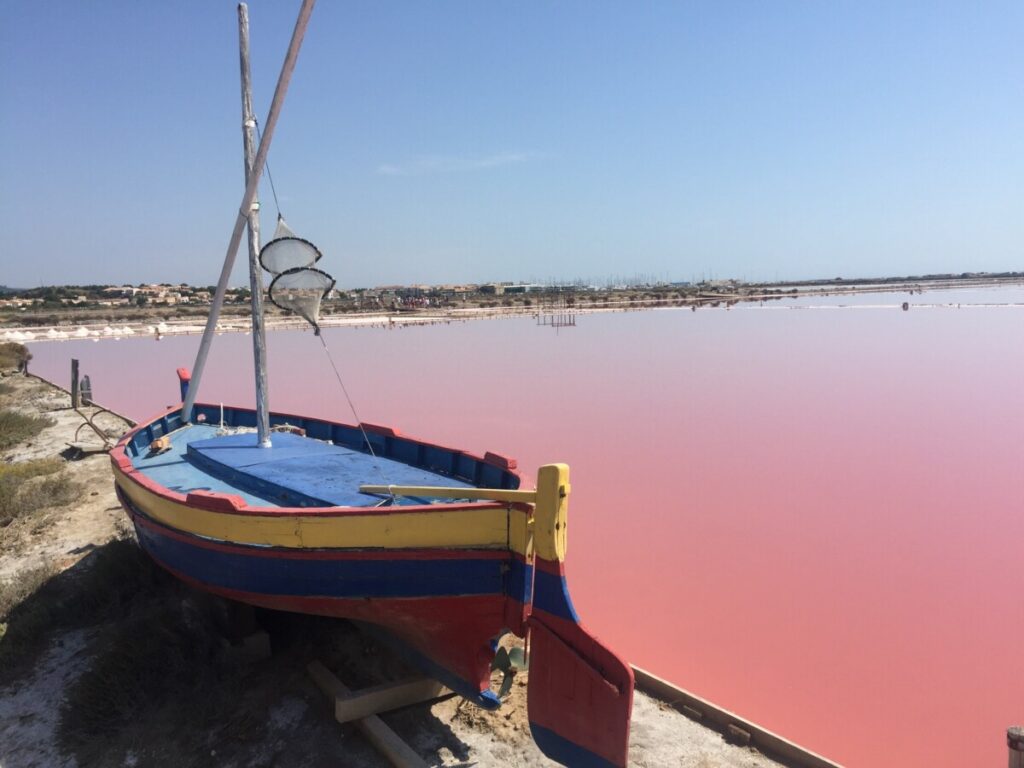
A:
[{"xmin": 27, "ymin": 299, "xmax": 1024, "ymax": 767}]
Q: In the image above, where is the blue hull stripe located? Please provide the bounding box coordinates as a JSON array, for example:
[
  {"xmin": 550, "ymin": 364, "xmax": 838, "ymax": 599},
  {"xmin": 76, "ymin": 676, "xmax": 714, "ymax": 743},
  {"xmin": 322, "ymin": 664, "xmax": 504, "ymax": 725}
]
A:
[
  {"xmin": 530, "ymin": 723, "xmax": 620, "ymax": 768},
  {"xmin": 134, "ymin": 519, "xmax": 522, "ymax": 599},
  {"xmin": 533, "ymin": 567, "xmax": 579, "ymax": 622}
]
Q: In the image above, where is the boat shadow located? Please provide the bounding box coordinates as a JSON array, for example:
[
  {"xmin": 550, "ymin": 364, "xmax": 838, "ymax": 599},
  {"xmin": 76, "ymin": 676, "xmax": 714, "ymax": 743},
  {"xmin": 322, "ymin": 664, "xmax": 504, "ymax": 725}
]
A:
[{"xmin": 0, "ymin": 537, "xmax": 481, "ymax": 768}]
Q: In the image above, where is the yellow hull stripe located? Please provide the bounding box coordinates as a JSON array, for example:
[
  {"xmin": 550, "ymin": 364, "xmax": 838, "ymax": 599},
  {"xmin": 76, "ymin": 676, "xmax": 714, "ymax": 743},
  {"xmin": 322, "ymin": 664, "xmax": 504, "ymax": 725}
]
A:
[{"xmin": 115, "ymin": 471, "xmax": 531, "ymax": 552}]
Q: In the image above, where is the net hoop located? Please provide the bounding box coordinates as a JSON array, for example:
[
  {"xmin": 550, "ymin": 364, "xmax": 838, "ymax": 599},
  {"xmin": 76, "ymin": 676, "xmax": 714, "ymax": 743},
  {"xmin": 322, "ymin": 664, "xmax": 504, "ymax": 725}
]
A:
[
  {"xmin": 258, "ymin": 235, "xmax": 323, "ymax": 274},
  {"xmin": 267, "ymin": 266, "xmax": 336, "ymax": 313}
]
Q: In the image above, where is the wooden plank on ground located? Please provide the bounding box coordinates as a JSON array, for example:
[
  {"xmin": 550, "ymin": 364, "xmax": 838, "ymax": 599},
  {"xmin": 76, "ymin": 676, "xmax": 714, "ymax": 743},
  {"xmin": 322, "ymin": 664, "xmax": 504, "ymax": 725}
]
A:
[
  {"xmin": 307, "ymin": 661, "xmax": 428, "ymax": 768},
  {"xmin": 335, "ymin": 676, "xmax": 451, "ymax": 724},
  {"xmin": 632, "ymin": 665, "xmax": 844, "ymax": 768}
]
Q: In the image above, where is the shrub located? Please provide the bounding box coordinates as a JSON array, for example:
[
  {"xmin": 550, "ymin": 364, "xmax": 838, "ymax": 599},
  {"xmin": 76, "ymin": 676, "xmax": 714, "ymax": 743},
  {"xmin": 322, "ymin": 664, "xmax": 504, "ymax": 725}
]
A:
[
  {"xmin": 0, "ymin": 538, "xmax": 163, "ymax": 683},
  {"xmin": 0, "ymin": 342, "xmax": 30, "ymax": 371},
  {"xmin": 0, "ymin": 458, "xmax": 77, "ymax": 525},
  {"xmin": 0, "ymin": 408, "xmax": 54, "ymax": 450}
]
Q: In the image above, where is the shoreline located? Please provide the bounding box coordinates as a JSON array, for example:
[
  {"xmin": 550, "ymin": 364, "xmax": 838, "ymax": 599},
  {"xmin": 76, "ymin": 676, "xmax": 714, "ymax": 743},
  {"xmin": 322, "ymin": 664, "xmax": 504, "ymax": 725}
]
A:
[{"xmin": 5, "ymin": 275, "xmax": 1024, "ymax": 344}]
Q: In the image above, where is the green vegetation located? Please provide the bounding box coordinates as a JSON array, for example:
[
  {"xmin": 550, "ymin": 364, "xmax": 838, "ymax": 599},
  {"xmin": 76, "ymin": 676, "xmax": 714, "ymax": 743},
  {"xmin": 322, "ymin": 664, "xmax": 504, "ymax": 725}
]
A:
[
  {"xmin": 0, "ymin": 408, "xmax": 54, "ymax": 450},
  {"xmin": 0, "ymin": 562, "xmax": 57, "ymax": 630},
  {"xmin": 58, "ymin": 601, "xmax": 231, "ymax": 748},
  {"xmin": 0, "ymin": 538, "xmax": 162, "ymax": 684},
  {"xmin": 54, "ymin": 544, "xmax": 265, "ymax": 765},
  {"xmin": 0, "ymin": 534, "xmax": 262, "ymax": 763},
  {"xmin": 0, "ymin": 458, "xmax": 79, "ymax": 526}
]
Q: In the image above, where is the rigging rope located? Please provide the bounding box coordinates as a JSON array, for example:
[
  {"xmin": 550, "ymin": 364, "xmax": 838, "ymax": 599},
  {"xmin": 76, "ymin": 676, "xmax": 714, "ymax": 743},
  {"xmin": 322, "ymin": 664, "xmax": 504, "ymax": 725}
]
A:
[
  {"xmin": 250, "ymin": 116, "xmax": 389, "ymax": 501},
  {"xmin": 317, "ymin": 332, "xmax": 394, "ymax": 500},
  {"xmin": 254, "ymin": 120, "xmax": 283, "ymax": 220}
]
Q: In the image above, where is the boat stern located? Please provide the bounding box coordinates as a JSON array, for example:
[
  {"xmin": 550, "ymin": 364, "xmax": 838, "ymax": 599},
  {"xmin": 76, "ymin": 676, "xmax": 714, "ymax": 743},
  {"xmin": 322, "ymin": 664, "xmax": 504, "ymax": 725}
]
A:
[{"xmin": 523, "ymin": 465, "xmax": 635, "ymax": 768}]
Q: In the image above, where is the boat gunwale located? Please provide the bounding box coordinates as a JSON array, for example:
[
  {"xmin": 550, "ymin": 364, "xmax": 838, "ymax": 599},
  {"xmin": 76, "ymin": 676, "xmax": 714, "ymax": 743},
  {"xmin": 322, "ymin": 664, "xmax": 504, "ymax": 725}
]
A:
[
  {"xmin": 122, "ymin": 488, "xmax": 526, "ymax": 563},
  {"xmin": 112, "ymin": 402, "xmax": 530, "ymax": 519}
]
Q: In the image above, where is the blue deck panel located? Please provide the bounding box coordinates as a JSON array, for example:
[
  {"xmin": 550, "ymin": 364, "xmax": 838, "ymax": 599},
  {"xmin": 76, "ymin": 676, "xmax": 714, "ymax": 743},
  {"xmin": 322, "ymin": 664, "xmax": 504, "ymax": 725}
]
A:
[
  {"xmin": 129, "ymin": 424, "xmax": 278, "ymax": 507},
  {"xmin": 187, "ymin": 432, "xmax": 472, "ymax": 507}
]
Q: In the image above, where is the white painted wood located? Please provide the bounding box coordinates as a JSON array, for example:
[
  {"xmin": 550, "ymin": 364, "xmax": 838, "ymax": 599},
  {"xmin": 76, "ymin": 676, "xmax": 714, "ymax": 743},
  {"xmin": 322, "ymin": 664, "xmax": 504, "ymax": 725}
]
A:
[{"xmin": 237, "ymin": 2, "xmax": 271, "ymax": 447}]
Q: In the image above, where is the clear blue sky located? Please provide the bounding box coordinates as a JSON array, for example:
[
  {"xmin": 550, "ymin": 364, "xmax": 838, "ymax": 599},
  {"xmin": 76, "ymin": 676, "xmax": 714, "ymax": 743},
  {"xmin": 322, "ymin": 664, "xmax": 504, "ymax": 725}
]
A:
[{"xmin": 2, "ymin": 1, "xmax": 1021, "ymax": 288}]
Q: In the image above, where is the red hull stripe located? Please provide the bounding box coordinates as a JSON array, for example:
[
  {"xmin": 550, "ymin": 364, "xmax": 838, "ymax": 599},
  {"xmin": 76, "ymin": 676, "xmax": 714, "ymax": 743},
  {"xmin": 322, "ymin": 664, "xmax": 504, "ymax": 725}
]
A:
[{"xmin": 147, "ymin": 552, "xmax": 519, "ymax": 705}]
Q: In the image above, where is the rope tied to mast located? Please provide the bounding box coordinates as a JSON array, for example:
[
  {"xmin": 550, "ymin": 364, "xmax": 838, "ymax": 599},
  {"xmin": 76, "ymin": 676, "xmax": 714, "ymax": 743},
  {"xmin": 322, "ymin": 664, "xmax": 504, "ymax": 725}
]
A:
[
  {"xmin": 317, "ymin": 332, "xmax": 394, "ymax": 501},
  {"xmin": 254, "ymin": 120, "xmax": 283, "ymax": 220}
]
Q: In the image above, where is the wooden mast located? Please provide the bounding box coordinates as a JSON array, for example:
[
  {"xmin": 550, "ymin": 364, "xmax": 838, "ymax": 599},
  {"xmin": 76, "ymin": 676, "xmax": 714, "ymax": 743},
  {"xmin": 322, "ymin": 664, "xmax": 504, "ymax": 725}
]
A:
[
  {"xmin": 182, "ymin": 0, "xmax": 316, "ymax": 423},
  {"xmin": 237, "ymin": 2, "xmax": 271, "ymax": 447}
]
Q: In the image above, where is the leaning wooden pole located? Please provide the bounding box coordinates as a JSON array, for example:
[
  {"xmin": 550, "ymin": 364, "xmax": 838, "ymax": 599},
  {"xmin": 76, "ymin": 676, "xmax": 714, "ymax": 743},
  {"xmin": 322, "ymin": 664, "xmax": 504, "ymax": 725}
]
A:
[
  {"xmin": 183, "ymin": 0, "xmax": 316, "ymax": 422},
  {"xmin": 237, "ymin": 2, "xmax": 271, "ymax": 447}
]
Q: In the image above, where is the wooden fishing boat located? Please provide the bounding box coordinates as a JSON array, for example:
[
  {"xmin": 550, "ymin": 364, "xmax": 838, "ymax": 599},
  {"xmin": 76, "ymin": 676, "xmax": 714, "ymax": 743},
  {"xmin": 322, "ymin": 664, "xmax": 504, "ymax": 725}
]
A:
[
  {"xmin": 111, "ymin": 3, "xmax": 634, "ymax": 766},
  {"xmin": 111, "ymin": 389, "xmax": 634, "ymax": 766}
]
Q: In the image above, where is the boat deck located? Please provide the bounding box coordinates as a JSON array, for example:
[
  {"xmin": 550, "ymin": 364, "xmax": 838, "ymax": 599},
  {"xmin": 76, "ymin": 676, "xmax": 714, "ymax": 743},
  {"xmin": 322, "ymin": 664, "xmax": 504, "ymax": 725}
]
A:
[{"xmin": 130, "ymin": 424, "xmax": 472, "ymax": 508}]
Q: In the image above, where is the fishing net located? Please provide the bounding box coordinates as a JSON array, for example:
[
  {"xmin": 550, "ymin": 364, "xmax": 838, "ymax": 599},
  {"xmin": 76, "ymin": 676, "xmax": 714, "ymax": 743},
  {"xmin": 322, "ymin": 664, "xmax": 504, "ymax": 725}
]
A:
[
  {"xmin": 259, "ymin": 216, "xmax": 322, "ymax": 274},
  {"xmin": 268, "ymin": 267, "xmax": 335, "ymax": 331},
  {"xmin": 260, "ymin": 216, "xmax": 335, "ymax": 333}
]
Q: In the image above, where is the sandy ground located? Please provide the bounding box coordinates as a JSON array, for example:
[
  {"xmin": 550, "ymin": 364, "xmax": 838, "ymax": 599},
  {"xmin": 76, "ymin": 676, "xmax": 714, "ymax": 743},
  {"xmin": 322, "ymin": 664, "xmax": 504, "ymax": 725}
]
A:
[
  {"xmin": 0, "ymin": 366, "xmax": 787, "ymax": 768},
  {"xmin": 0, "ymin": 373, "xmax": 131, "ymax": 580}
]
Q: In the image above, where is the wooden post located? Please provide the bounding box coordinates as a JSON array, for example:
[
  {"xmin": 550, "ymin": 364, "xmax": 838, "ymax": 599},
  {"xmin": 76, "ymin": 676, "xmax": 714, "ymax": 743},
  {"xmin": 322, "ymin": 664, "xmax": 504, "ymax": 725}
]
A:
[
  {"xmin": 307, "ymin": 661, "xmax": 428, "ymax": 768},
  {"xmin": 70, "ymin": 358, "xmax": 80, "ymax": 408},
  {"xmin": 182, "ymin": 0, "xmax": 316, "ymax": 422},
  {"xmin": 237, "ymin": 2, "xmax": 271, "ymax": 448},
  {"xmin": 1010, "ymin": 726, "xmax": 1024, "ymax": 768}
]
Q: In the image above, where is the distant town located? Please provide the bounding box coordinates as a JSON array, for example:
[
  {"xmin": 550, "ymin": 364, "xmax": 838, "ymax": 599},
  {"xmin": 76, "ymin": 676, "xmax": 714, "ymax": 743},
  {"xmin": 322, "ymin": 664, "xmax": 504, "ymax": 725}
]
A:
[{"xmin": 1, "ymin": 271, "xmax": 1022, "ymax": 333}]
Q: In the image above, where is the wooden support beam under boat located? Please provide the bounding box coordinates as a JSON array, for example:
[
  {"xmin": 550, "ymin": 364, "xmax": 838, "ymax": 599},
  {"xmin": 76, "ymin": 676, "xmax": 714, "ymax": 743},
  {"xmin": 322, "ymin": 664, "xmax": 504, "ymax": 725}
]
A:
[
  {"xmin": 307, "ymin": 661, "xmax": 429, "ymax": 768},
  {"xmin": 333, "ymin": 676, "xmax": 451, "ymax": 724}
]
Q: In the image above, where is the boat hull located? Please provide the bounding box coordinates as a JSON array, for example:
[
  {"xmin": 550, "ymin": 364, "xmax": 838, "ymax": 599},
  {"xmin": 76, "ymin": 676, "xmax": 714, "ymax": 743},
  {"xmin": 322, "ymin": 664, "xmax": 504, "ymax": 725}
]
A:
[
  {"xmin": 112, "ymin": 400, "xmax": 634, "ymax": 766},
  {"xmin": 120, "ymin": 485, "xmax": 527, "ymax": 706}
]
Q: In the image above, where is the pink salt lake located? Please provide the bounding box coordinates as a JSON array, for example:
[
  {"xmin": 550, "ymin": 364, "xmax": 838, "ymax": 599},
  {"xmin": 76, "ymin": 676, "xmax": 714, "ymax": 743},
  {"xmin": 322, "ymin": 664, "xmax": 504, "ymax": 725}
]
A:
[{"xmin": 28, "ymin": 287, "xmax": 1024, "ymax": 767}]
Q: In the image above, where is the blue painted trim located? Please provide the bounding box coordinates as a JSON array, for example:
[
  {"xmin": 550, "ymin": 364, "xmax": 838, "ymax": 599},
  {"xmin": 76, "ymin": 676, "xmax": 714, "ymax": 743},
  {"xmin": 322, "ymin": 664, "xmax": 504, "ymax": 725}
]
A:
[
  {"xmin": 134, "ymin": 516, "xmax": 508, "ymax": 599},
  {"xmin": 126, "ymin": 405, "xmax": 521, "ymax": 500},
  {"xmin": 530, "ymin": 723, "xmax": 619, "ymax": 768},
  {"xmin": 505, "ymin": 558, "xmax": 533, "ymax": 606},
  {"xmin": 533, "ymin": 565, "xmax": 579, "ymax": 622},
  {"xmin": 355, "ymin": 621, "xmax": 503, "ymax": 710}
]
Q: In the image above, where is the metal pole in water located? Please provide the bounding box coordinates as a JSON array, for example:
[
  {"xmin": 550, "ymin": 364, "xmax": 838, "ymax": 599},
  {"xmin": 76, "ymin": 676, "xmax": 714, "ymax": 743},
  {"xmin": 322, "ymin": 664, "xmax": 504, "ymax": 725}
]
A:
[
  {"xmin": 182, "ymin": 0, "xmax": 317, "ymax": 422},
  {"xmin": 237, "ymin": 2, "xmax": 271, "ymax": 447}
]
